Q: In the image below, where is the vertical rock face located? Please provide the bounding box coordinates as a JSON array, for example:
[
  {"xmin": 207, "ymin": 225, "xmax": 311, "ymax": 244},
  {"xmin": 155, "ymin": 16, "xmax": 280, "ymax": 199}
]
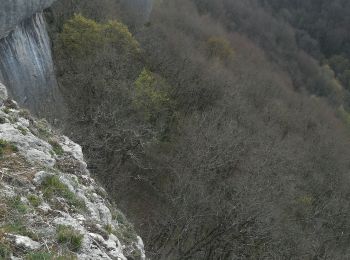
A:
[
  {"xmin": 0, "ymin": 0, "xmax": 55, "ymax": 38},
  {"xmin": 0, "ymin": 12, "xmax": 64, "ymax": 119}
]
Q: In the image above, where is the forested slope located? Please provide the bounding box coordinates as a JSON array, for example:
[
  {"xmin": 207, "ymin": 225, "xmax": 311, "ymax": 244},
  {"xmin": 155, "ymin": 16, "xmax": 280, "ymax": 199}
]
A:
[{"xmin": 47, "ymin": 0, "xmax": 350, "ymax": 259}]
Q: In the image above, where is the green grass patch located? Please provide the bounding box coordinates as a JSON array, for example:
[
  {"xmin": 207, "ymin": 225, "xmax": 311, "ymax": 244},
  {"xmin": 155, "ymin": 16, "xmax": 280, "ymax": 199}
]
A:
[
  {"xmin": 3, "ymin": 108, "xmax": 10, "ymax": 114},
  {"xmin": 0, "ymin": 241, "xmax": 11, "ymax": 259},
  {"xmin": 25, "ymin": 252, "xmax": 53, "ymax": 260},
  {"xmin": 0, "ymin": 139, "xmax": 18, "ymax": 156},
  {"xmin": 25, "ymin": 250, "xmax": 77, "ymax": 260},
  {"xmin": 17, "ymin": 126, "xmax": 28, "ymax": 135},
  {"xmin": 104, "ymin": 224, "xmax": 113, "ymax": 234},
  {"xmin": 7, "ymin": 196, "xmax": 27, "ymax": 214},
  {"xmin": 48, "ymin": 140, "xmax": 64, "ymax": 156},
  {"xmin": 41, "ymin": 176, "xmax": 86, "ymax": 210},
  {"xmin": 18, "ymin": 109, "xmax": 31, "ymax": 119},
  {"xmin": 27, "ymin": 195, "xmax": 42, "ymax": 207},
  {"xmin": 33, "ymin": 119, "xmax": 52, "ymax": 139},
  {"xmin": 56, "ymin": 225, "xmax": 83, "ymax": 252}
]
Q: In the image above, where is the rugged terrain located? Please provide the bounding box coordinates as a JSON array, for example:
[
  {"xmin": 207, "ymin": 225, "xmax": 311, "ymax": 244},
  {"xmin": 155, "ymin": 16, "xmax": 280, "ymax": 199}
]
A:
[{"xmin": 0, "ymin": 83, "xmax": 145, "ymax": 259}]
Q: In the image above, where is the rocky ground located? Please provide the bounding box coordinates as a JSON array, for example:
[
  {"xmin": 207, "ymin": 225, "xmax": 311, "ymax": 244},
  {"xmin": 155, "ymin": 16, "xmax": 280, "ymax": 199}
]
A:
[{"xmin": 0, "ymin": 83, "xmax": 146, "ymax": 259}]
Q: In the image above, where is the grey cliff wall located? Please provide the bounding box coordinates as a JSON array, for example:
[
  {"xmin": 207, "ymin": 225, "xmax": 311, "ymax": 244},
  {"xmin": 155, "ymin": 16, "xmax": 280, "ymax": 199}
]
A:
[
  {"xmin": 0, "ymin": 0, "xmax": 63, "ymax": 119},
  {"xmin": 0, "ymin": 0, "xmax": 55, "ymax": 38}
]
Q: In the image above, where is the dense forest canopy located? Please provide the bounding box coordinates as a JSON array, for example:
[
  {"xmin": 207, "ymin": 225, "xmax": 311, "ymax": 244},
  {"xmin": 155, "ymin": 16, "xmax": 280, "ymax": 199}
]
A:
[{"xmin": 47, "ymin": 0, "xmax": 350, "ymax": 259}]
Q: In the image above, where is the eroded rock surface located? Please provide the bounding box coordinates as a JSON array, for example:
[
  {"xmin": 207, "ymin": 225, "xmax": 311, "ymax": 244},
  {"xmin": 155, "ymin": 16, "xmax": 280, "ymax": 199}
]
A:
[
  {"xmin": 0, "ymin": 0, "xmax": 55, "ymax": 38},
  {"xmin": 0, "ymin": 95, "xmax": 145, "ymax": 259}
]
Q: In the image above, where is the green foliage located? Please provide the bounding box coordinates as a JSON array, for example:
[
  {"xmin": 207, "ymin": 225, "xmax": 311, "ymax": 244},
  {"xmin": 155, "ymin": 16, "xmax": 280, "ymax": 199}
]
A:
[
  {"xmin": 25, "ymin": 250, "xmax": 77, "ymax": 260},
  {"xmin": 27, "ymin": 195, "xmax": 42, "ymax": 207},
  {"xmin": 17, "ymin": 126, "xmax": 28, "ymax": 135},
  {"xmin": 1, "ymin": 196, "xmax": 38, "ymax": 239},
  {"xmin": 41, "ymin": 175, "xmax": 86, "ymax": 210},
  {"xmin": 1, "ymin": 220, "xmax": 37, "ymax": 239},
  {"xmin": 328, "ymin": 55, "xmax": 350, "ymax": 76},
  {"xmin": 0, "ymin": 139, "xmax": 18, "ymax": 156},
  {"xmin": 133, "ymin": 69, "xmax": 172, "ymax": 122},
  {"xmin": 111, "ymin": 209, "xmax": 137, "ymax": 244},
  {"xmin": 3, "ymin": 108, "xmax": 10, "ymax": 114},
  {"xmin": 337, "ymin": 106, "xmax": 350, "ymax": 129},
  {"xmin": 25, "ymin": 252, "xmax": 53, "ymax": 260},
  {"xmin": 298, "ymin": 195, "xmax": 313, "ymax": 206},
  {"xmin": 56, "ymin": 225, "xmax": 83, "ymax": 252},
  {"xmin": 340, "ymin": 70, "xmax": 350, "ymax": 91},
  {"xmin": 104, "ymin": 224, "xmax": 113, "ymax": 234},
  {"xmin": 33, "ymin": 119, "xmax": 52, "ymax": 139},
  {"xmin": 7, "ymin": 196, "xmax": 28, "ymax": 214},
  {"xmin": 59, "ymin": 14, "xmax": 140, "ymax": 58},
  {"xmin": 49, "ymin": 140, "xmax": 64, "ymax": 156},
  {"xmin": 113, "ymin": 209, "xmax": 127, "ymax": 225},
  {"xmin": 206, "ymin": 36, "xmax": 234, "ymax": 60},
  {"xmin": 18, "ymin": 109, "xmax": 31, "ymax": 119},
  {"xmin": 0, "ymin": 242, "xmax": 11, "ymax": 259}
]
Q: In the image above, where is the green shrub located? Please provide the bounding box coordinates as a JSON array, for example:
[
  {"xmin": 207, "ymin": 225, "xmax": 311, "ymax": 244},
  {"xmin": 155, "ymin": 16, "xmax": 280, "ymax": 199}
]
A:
[
  {"xmin": 1, "ymin": 220, "xmax": 37, "ymax": 240},
  {"xmin": 0, "ymin": 242, "xmax": 11, "ymax": 259},
  {"xmin": 104, "ymin": 224, "xmax": 113, "ymax": 234},
  {"xmin": 41, "ymin": 176, "xmax": 85, "ymax": 210},
  {"xmin": 8, "ymin": 196, "xmax": 28, "ymax": 214},
  {"xmin": 0, "ymin": 139, "xmax": 18, "ymax": 156},
  {"xmin": 59, "ymin": 14, "xmax": 140, "ymax": 58},
  {"xmin": 25, "ymin": 251, "xmax": 53, "ymax": 260},
  {"xmin": 17, "ymin": 126, "xmax": 28, "ymax": 135},
  {"xmin": 49, "ymin": 140, "xmax": 64, "ymax": 156},
  {"xmin": 56, "ymin": 225, "xmax": 83, "ymax": 252},
  {"xmin": 18, "ymin": 109, "xmax": 31, "ymax": 119},
  {"xmin": 206, "ymin": 36, "xmax": 234, "ymax": 60},
  {"xmin": 27, "ymin": 195, "xmax": 42, "ymax": 207},
  {"xmin": 34, "ymin": 119, "xmax": 52, "ymax": 139},
  {"xmin": 133, "ymin": 69, "xmax": 172, "ymax": 122}
]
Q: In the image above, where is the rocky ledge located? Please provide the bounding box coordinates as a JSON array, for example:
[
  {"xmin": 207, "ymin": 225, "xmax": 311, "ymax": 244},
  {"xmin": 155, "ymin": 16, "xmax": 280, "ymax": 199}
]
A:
[{"xmin": 0, "ymin": 83, "xmax": 145, "ymax": 259}]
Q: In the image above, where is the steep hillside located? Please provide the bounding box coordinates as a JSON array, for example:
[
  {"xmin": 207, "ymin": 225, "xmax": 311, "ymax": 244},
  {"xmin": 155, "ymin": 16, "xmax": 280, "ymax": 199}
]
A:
[
  {"xmin": 46, "ymin": 1, "xmax": 350, "ymax": 259},
  {"xmin": 0, "ymin": 83, "xmax": 145, "ymax": 259}
]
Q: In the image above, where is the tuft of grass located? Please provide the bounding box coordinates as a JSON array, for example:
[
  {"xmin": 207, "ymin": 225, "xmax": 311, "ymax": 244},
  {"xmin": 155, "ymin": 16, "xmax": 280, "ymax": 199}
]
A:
[
  {"xmin": 0, "ymin": 241, "xmax": 11, "ymax": 259},
  {"xmin": 113, "ymin": 209, "xmax": 127, "ymax": 225},
  {"xmin": 33, "ymin": 119, "xmax": 52, "ymax": 139},
  {"xmin": 56, "ymin": 225, "xmax": 83, "ymax": 252},
  {"xmin": 0, "ymin": 139, "xmax": 18, "ymax": 156},
  {"xmin": 3, "ymin": 108, "xmax": 10, "ymax": 114},
  {"xmin": 105, "ymin": 224, "xmax": 113, "ymax": 234},
  {"xmin": 1, "ymin": 196, "xmax": 38, "ymax": 240},
  {"xmin": 17, "ymin": 126, "xmax": 28, "ymax": 135},
  {"xmin": 1, "ymin": 220, "xmax": 37, "ymax": 240},
  {"xmin": 18, "ymin": 109, "xmax": 31, "ymax": 119},
  {"xmin": 41, "ymin": 176, "xmax": 86, "ymax": 210},
  {"xmin": 27, "ymin": 194, "xmax": 42, "ymax": 207},
  {"xmin": 7, "ymin": 196, "xmax": 28, "ymax": 214},
  {"xmin": 25, "ymin": 250, "xmax": 77, "ymax": 260},
  {"xmin": 49, "ymin": 140, "xmax": 64, "ymax": 156},
  {"xmin": 25, "ymin": 251, "xmax": 53, "ymax": 260}
]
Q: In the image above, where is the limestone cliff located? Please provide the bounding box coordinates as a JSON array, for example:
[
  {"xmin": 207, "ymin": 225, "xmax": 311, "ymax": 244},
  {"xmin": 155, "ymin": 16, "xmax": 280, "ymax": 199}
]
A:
[
  {"xmin": 0, "ymin": 0, "xmax": 63, "ymax": 119},
  {"xmin": 0, "ymin": 0, "xmax": 55, "ymax": 38}
]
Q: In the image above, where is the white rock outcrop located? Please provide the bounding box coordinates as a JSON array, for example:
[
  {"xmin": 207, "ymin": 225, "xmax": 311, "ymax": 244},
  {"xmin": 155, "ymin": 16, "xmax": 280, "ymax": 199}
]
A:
[{"xmin": 0, "ymin": 96, "xmax": 146, "ymax": 259}]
